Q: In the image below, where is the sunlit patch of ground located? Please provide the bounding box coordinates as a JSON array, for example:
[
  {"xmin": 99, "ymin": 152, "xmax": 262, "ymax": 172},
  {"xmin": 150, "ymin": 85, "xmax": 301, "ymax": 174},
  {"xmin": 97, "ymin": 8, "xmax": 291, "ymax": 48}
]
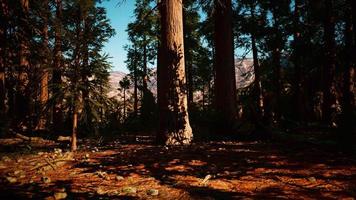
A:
[{"xmin": 0, "ymin": 135, "xmax": 355, "ymax": 199}]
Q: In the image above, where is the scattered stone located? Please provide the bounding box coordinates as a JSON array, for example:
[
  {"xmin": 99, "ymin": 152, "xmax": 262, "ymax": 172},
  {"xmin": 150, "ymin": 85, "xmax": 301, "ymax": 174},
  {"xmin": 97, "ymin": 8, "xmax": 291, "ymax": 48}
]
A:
[
  {"xmin": 122, "ymin": 187, "xmax": 137, "ymax": 194},
  {"xmin": 54, "ymin": 192, "xmax": 67, "ymax": 200},
  {"xmin": 116, "ymin": 176, "xmax": 124, "ymax": 181},
  {"xmin": 85, "ymin": 154, "xmax": 90, "ymax": 159},
  {"xmin": 308, "ymin": 177, "xmax": 316, "ymax": 182},
  {"xmin": 38, "ymin": 152, "xmax": 45, "ymax": 156},
  {"xmin": 96, "ymin": 187, "xmax": 106, "ymax": 195},
  {"xmin": 2, "ymin": 156, "xmax": 12, "ymax": 162},
  {"xmin": 95, "ymin": 171, "xmax": 108, "ymax": 179},
  {"xmin": 54, "ymin": 148, "xmax": 62, "ymax": 154},
  {"xmin": 6, "ymin": 176, "xmax": 17, "ymax": 183},
  {"xmin": 16, "ymin": 158, "xmax": 24, "ymax": 163},
  {"xmin": 146, "ymin": 189, "xmax": 159, "ymax": 196},
  {"xmin": 42, "ymin": 176, "xmax": 51, "ymax": 184}
]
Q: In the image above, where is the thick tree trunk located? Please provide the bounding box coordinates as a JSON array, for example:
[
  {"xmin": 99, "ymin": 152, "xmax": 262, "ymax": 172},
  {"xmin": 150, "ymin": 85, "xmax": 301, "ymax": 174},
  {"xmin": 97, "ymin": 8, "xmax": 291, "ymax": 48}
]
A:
[
  {"xmin": 213, "ymin": 0, "xmax": 237, "ymax": 131},
  {"xmin": 38, "ymin": 0, "xmax": 50, "ymax": 130},
  {"xmin": 322, "ymin": 0, "xmax": 337, "ymax": 126},
  {"xmin": 53, "ymin": 0, "xmax": 63, "ymax": 133},
  {"xmin": 340, "ymin": 0, "xmax": 355, "ymax": 136},
  {"xmin": 157, "ymin": 0, "xmax": 193, "ymax": 145}
]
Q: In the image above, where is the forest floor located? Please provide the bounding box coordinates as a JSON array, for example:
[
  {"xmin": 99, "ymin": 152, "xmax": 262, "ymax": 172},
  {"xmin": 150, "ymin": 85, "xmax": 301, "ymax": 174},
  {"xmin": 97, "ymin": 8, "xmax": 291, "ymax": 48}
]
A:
[{"xmin": 0, "ymin": 133, "xmax": 356, "ymax": 199}]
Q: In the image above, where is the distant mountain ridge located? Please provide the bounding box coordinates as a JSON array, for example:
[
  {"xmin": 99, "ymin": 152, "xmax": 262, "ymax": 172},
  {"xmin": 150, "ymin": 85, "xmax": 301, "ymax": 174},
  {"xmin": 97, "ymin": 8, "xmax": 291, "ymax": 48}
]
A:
[{"xmin": 108, "ymin": 58, "xmax": 255, "ymax": 99}]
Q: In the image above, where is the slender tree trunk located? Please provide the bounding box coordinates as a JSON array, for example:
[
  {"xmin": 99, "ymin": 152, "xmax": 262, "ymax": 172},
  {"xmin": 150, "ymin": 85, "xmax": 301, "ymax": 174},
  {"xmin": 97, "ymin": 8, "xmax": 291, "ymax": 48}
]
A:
[
  {"xmin": 0, "ymin": 0, "xmax": 7, "ymax": 117},
  {"xmin": 251, "ymin": 34, "xmax": 264, "ymax": 122},
  {"xmin": 143, "ymin": 36, "xmax": 148, "ymax": 92},
  {"xmin": 16, "ymin": 0, "xmax": 30, "ymax": 121},
  {"xmin": 187, "ymin": 59, "xmax": 193, "ymax": 107},
  {"xmin": 38, "ymin": 0, "xmax": 50, "ymax": 130},
  {"xmin": 133, "ymin": 51, "xmax": 138, "ymax": 116},
  {"xmin": 183, "ymin": 8, "xmax": 193, "ymax": 107},
  {"xmin": 351, "ymin": 0, "xmax": 356, "ymax": 101},
  {"xmin": 213, "ymin": 0, "xmax": 237, "ymax": 131},
  {"xmin": 322, "ymin": 0, "xmax": 337, "ymax": 126},
  {"xmin": 123, "ymin": 88, "xmax": 126, "ymax": 119},
  {"xmin": 53, "ymin": 0, "xmax": 63, "ymax": 133},
  {"xmin": 71, "ymin": 106, "xmax": 78, "ymax": 151},
  {"xmin": 293, "ymin": 0, "xmax": 306, "ymax": 122},
  {"xmin": 271, "ymin": 9, "xmax": 282, "ymax": 124},
  {"xmin": 250, "ymin": 5, "xmax": 264, "ymax": 122},
  {"xmin": 202, "ymin": 86, "xmax": 205, "ymax": 111},
  {"xmin": 158, "ymin": 0, "xmax": 193, "ymax": 145}
]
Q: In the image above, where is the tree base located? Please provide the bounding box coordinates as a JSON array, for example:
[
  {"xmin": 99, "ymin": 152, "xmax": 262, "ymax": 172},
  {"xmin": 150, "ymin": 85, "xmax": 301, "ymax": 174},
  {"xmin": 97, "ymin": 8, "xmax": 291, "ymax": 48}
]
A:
[{"xmin": 165, "ymin": 126, "xmax": 193, "ymax": 145}]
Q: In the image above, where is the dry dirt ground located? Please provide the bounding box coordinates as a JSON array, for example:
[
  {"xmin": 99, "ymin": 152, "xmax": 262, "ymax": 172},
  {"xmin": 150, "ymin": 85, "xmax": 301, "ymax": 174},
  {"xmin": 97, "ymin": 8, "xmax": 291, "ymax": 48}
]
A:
[{"xmin": 0, "ymin": 134, "xmax": 355, "ymax": 200}]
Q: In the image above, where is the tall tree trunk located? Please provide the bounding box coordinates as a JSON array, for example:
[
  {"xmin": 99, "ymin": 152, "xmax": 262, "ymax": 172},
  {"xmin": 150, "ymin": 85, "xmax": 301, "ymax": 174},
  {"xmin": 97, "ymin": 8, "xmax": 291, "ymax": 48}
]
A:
[
  {"xmin": 0, "ymin": 0, "xmax": 7, "ymax": 117},
  {"xmin": 213, "ymin": 0, "xmax": 237, "ymax": 131},
  {"xmin": 16, "ymin": 0, "xmax": 30, "ymax": 121},
  {"xmin": 133, "ymin": 49, "xmax": 138, "ymax": 116},
  {"xmin": 71, "ymin": 105, "xmax": 78, "ymax": 151},
  {"xmin": 183, "ymin": 8, "xmax": 193, "ymax": 107},
  {"xmin": 82, "ymin": 14, "xmax": 90, "ymax": 128},
  {"xmin": 71, "ymin": 6, "xmax": 83, "ymax": 152},
  {"xmin": 322, "ymin": 0, "xmax": 337, "ymax": 126},
  {"xmin": 53, "ymin": 0, "xmax": 63, "ymax": 133},
  {"xmin": 293, "ymin": 0, "xmax": 306, "ymax": 122},
  {"xmin": 38, "ymin": 0, "xmax": 50, "ymax": 130},
  {"xmin": 271, "ymin": 9, "xmax": 282, "ymax": 124},
  {"xmin": 251, "ymin": 34, "xmax": 264, "ymax": 122},
  {"xmin": 157, "ymin": 0, "xmax": 193, "ymax": 145},
  {"xmin": 340, "ymin": 0, "xmax": 355, "ymax": 136},
  {"xmin": 143, "ymin": 36, "xmax": 148, "ymax": 92},
  {"xmin": 123, "ymin": 88, "xmax": 126, "ymax": 119},
  {"xmin": 351, "ymin": 0, "xmax": 356, "ymax": 101},
  {"xmin": 250, "ymin": 5, "xmax": 264, "ymax": 124}
]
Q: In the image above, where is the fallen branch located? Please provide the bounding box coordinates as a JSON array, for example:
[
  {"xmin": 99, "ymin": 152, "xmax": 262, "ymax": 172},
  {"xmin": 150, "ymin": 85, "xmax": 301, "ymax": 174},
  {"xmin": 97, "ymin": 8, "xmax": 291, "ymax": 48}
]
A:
[
  {"xmin": 44, "ymin": 157, "xmax": 57, "ymax": 170},
  {"xmin": 31, "ymin": 158, "xmax": 73, "ymax": 171}
]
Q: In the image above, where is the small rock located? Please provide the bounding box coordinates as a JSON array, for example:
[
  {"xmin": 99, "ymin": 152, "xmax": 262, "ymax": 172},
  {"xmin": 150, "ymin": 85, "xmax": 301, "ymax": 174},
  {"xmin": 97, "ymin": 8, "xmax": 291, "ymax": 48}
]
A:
[
  {"xmin": 115, "ymin": 176, "xmax": 124, "ymax": 181},
  {"xmin": 96, "ymin": 187, "xmax": 106, "ymax": 195},
  {"xmin": 95, "ymin": 171, "xmax": 108, "ymax": 179},
  {"xmin": 84, "ymin": 154, "xmax": 90, "ymax": 159},
  {"xmin": 122, "ymin": 187, "xmax": 137, "ymax": 194},
  {"xmin": 54, "ymin": 148, "xmax": 62, "ymax": 154},
  {"xmin": 42, "ymin": 176, "xmax": 51, "ymax": 184},
  {"xmin": 54, "ymin": 192, "xmax": 67, "ymax": 200},
  {"xmin": 16, "ymin": 158, "xmax": 23, "ymax": 163},
  {"xmin": 2, "ymin": 156, "xmax": 12, "ymax": 162},
  {"xmin": 308, "ymin": 177, "xmax": 317, "ymax": 182},
  {"xmin": 147, "ymin": 189, "xmax": 159, "ymax": 196},
  {"xmin": 6, "ymin": 177, "xmax": 17, "ymax": 183},
  {"xmin": 38, "ymin": 152, "xmax": 44, "ymax": 156}
]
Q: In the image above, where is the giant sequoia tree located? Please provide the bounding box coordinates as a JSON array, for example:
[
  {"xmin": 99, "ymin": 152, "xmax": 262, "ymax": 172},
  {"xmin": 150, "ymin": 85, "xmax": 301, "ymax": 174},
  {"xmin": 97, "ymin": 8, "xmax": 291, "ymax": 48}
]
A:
[{"xmin": 157, "ymin": 0, "xmax": 193, "ymax": 145}]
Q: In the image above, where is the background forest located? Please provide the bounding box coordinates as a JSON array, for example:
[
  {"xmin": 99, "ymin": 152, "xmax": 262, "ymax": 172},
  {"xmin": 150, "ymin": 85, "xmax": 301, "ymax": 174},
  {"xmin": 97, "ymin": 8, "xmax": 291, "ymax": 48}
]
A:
[{"xmin": 0, "ymin": 0, "xmax": 355, "ymax": 147}]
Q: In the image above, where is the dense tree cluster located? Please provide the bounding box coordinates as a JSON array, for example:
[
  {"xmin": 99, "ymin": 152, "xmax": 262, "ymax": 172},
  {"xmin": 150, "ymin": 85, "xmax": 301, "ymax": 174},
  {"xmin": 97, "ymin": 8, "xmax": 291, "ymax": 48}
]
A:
[{"xmin": 0, "ymin": 0, "xmax": 115, "ymax": 150}]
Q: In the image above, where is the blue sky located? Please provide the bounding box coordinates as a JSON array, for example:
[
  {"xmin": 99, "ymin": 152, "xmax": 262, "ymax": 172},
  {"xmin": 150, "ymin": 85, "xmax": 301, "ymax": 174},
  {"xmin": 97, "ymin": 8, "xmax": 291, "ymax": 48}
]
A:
[{"xmin": 100, "ymin": 0, "xmax": 135, "ymax": 73}]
